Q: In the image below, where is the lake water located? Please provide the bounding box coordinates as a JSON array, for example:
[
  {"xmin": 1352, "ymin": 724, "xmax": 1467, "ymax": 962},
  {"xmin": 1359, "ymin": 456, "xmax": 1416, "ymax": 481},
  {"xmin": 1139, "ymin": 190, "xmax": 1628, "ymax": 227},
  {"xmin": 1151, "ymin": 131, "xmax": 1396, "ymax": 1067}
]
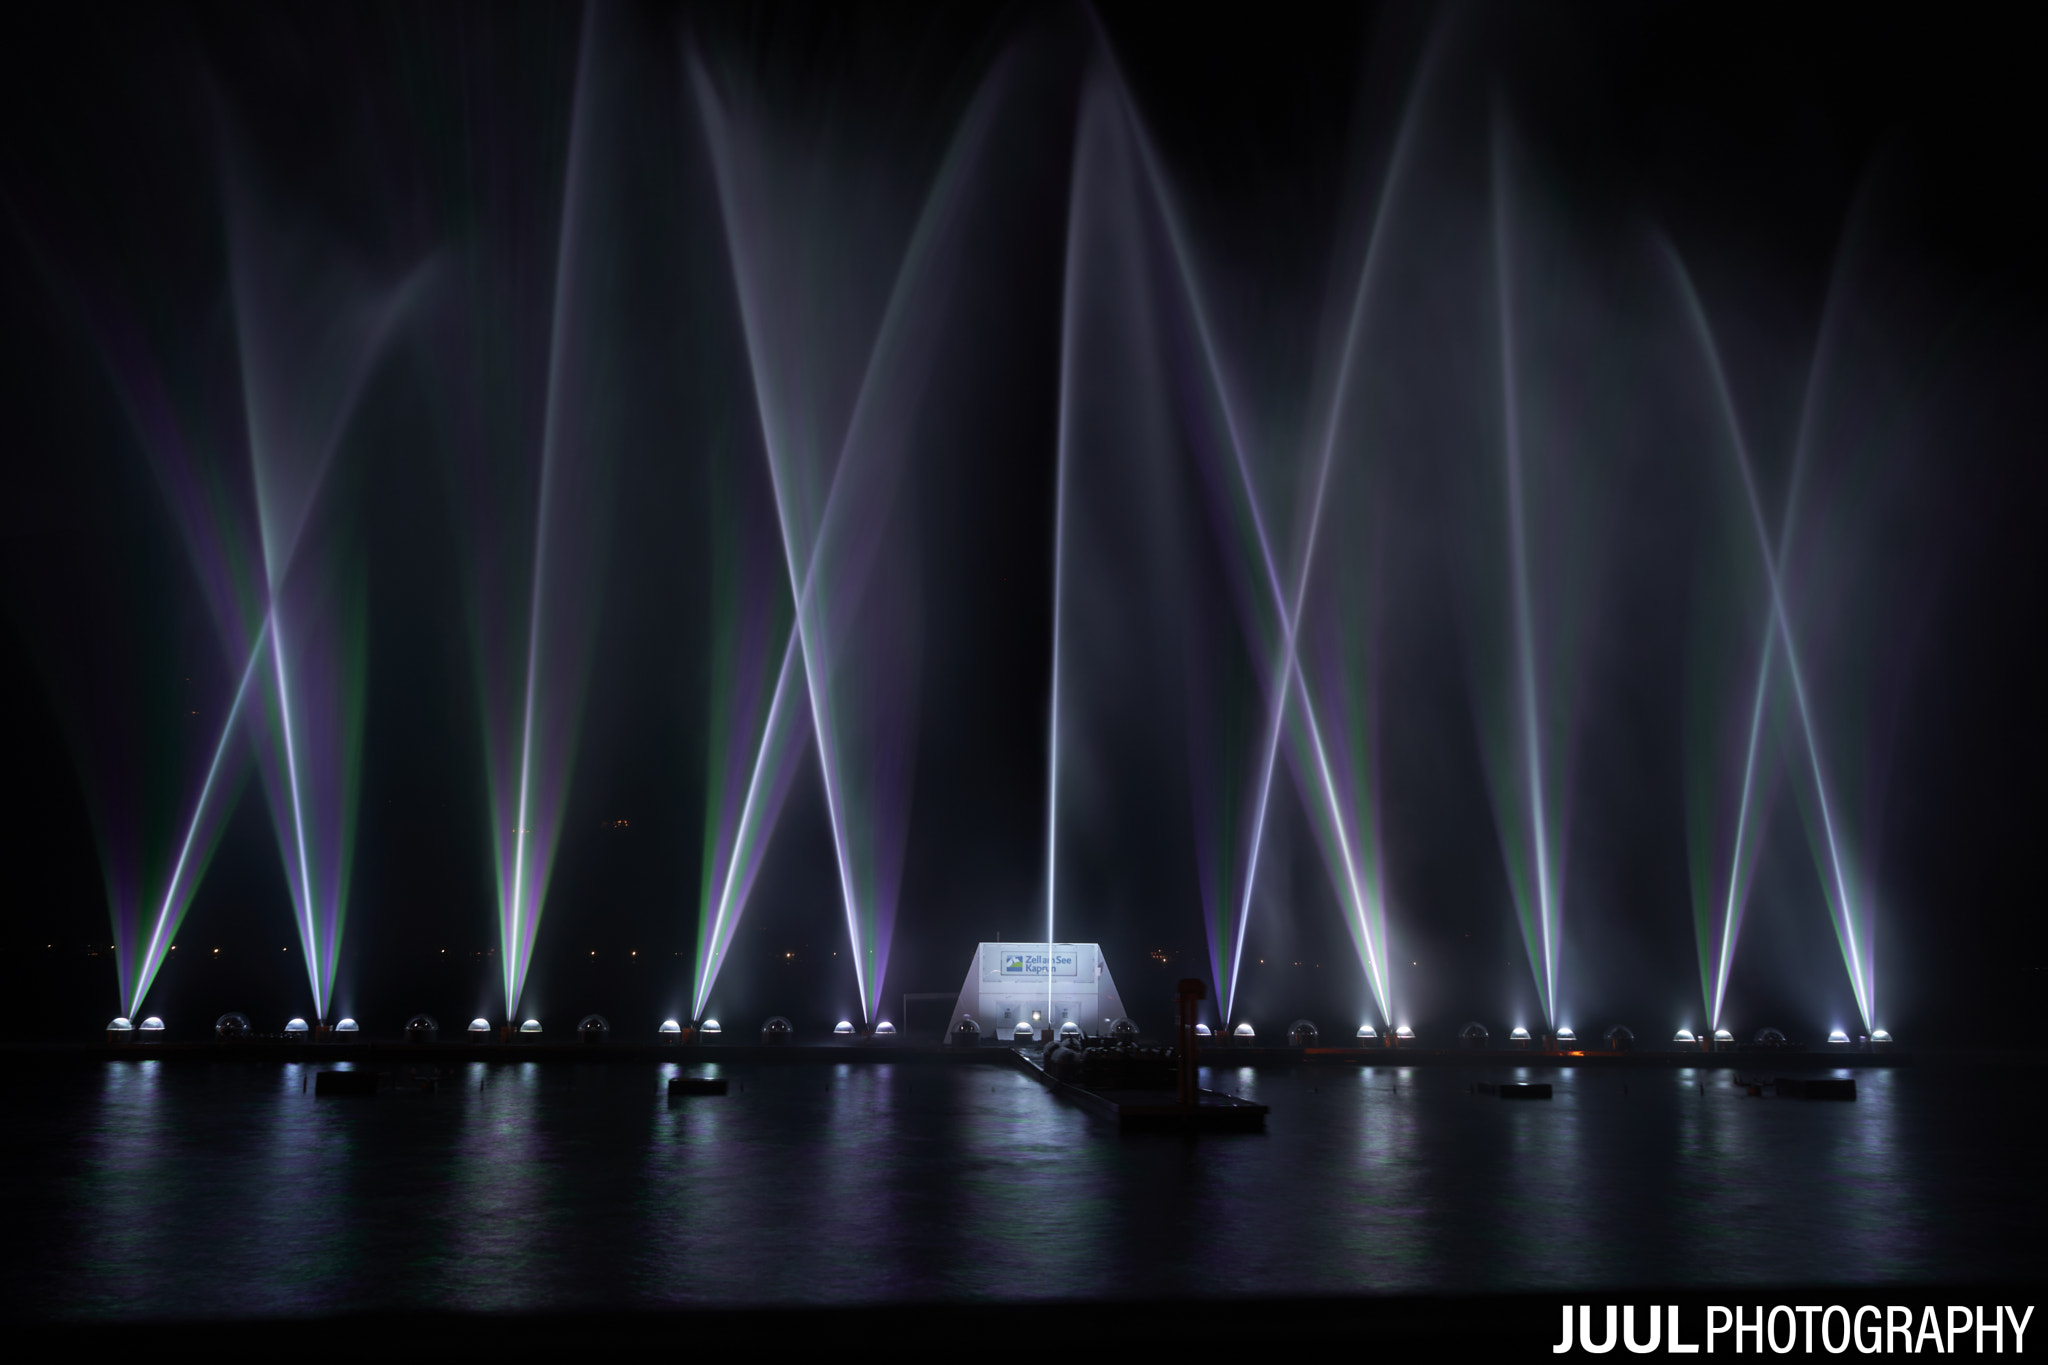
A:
[{"xmin": 2, "ymin": 1058, "xmax": 2036, "ymax": 1322}]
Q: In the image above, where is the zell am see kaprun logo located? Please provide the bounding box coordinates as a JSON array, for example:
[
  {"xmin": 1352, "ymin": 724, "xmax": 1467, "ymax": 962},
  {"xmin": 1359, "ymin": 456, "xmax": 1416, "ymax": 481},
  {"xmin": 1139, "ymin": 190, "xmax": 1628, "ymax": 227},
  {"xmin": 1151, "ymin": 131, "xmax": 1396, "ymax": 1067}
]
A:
[
  {"xmin": 1000, "ymin": 952, "xmax": 1075, "ymax": 976},
  {"xmin": 1553, "ymin": 1303, "xmax": 2035, "ymax": 1354}
]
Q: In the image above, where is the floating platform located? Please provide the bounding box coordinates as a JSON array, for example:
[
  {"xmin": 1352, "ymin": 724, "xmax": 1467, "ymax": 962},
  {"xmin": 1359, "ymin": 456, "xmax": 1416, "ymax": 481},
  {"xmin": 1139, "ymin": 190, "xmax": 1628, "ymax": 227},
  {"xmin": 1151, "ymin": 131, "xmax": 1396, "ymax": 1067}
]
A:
[
  {"xmin": 1010, "ymin": 1048, "xmax": 1268, "ymax": 1131},
  {"xmin": 1492, "ymin": 1082, "xmax": 1552, "ymax": 1099},
  {"xmin": 312, "ymin": 1069, "xmax": 378, "ymax": 1097}
]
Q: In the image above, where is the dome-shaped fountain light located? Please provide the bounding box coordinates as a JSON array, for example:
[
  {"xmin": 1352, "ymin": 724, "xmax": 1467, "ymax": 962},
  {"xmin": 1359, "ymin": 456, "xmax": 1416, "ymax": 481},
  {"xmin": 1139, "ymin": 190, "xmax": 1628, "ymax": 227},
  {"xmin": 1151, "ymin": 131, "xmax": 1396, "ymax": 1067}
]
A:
[
  {"xmin": 1394, "ymin": 1025, "xmax": 1415, "ymax": 1043},
  {"xmin": 833, "ymin": 1021, "xmax": 855, "ymax": 1035},
  {"xmin": 467, "ymin": 1018, "xmax": 491, "ymax": 1035},
  {"xmin": 1011, "ymin": 1021, "xmax": 1034, "ymax": 1040},
  {"xmin": 1510, "ymin": 1026, "xmax": 1531, "ymax": 1049},
  {"xmin": 1459, "ymin": 1021, "xmax": 1489, "ymax": 1049},
  {"xmin": 1232, "ymin": 1022, "xmax": 1256, "ymax": 1038},
  {"xmin": 1556, "ymin": 1026, "xmax": 1577, "ymax": 1045},
  {"xmin": 1057, "ymin": 1021, "xmax": 1082, "ymax": 1040},
  {"xmin": 216, "ymin": 1012, "xmax": 253, "ymax": 1041},
  {"xmin": 108, "ymin": 1017, "xmax": 133, "ymax": 1031},
  {"xmin": 1357, "ymin": 1024, "xmax": 1377, "ymax": 1040},
  {"xmin": 577, "ymin": 1014, "xmax": 609, "ymax": 1044},
  {"xmin": 1752, "ymin": 1026, "xmax": 1787, "ymax": 1048},
  {"xmin": 761, "ymin": 1016, "xmax": 793, "ymax": 1044},
  {"xmin": 700, "ymin": 1018, "xmax": 721, "ymax": 1035},
  {"xmin": 1110, "ymin": 1018, "xmax": 1138, "ymax": 1042},
  {"xmin": 406, "ymin": 1014, "xmax": 439, "ymax": 1044},
  {"xmin": 1194, "ymin": 1023, "xmax": 1213, "ymax": 1038},
  {"xmin": 139, "ymin": 1016, "xmax": 165, "ymax": 1035},
  {"xmin": 658, "ymin": 1019, "xmax": 682, "ymax": 1034},
  {"xmin": 1827, "ymin": 1029, "xmax": 1850, "ymax": 1045},
  {"xmin": 519, "ymin": 1019, "xmax": 541, "ymax": 1033},
  {"xmin": 1713, "ymin": 1029, "xmax": 1733, "ymax": 1046},
  {"xmin": 951, "ymin": 1017, "xmax": 980, "ymax": 1045},
  {"xmin": 1287, "ymin": 1019, "xmax": 1319, "ymax": 1047},
  {"xmin": 1871, "ymin": 1029, "xmax": 1892, "ymax": 1046},
  {"xmin": 285, "ymin": 1018, "xmax": 310, "ymax": 1036},
  {"xmin": 873, "ymin": 1020, "xmax": 896, "ymax": 1036},
  {"xmin": 335, "ymin": 1018, "xmax": 359, "ymax": 1033},
  {"xmin": 1604, "ymin": 1024, "xmax": 1634, "ymax": 1052},
  {"xmin": 1674, "ymin": 1028, "xmax": 1696, "ymax": 1044}
]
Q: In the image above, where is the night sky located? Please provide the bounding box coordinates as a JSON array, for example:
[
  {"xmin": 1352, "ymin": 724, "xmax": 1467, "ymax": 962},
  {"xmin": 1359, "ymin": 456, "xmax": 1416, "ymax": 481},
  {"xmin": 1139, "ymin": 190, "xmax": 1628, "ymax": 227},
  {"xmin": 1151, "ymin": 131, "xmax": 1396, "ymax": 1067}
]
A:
[{"xmin": 1, "ymin": 3, "xmax": 2041, "ymax": 1044}]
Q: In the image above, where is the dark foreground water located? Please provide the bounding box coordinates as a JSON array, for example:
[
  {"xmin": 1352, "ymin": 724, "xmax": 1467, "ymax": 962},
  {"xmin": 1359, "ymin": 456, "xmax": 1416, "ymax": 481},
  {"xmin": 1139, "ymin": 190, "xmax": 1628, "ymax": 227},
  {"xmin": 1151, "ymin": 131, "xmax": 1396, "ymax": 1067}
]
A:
[{"xmin": 2, "ymin": 1058, "xmax": 2037, "ymax": 1321}]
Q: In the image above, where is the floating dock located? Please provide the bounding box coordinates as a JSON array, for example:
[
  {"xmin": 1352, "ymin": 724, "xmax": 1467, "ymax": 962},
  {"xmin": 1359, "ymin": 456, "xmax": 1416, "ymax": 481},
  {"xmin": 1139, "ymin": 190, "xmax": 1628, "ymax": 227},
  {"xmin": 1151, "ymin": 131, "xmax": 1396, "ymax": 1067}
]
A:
[{"xmin": 1010, "ymin": 1048, "xmax": 1268, "ymax": 1131}]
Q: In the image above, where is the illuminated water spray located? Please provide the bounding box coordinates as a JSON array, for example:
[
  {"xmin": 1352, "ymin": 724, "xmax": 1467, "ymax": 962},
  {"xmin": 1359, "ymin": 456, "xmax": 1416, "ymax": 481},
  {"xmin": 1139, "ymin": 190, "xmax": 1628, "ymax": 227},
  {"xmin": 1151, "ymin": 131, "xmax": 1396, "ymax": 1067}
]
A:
[
  {"xmin": 492, "ymin": 9, "xmax": 607, "ymax": 1023},
  {"xmin": 1102, "ymin": 48, "xmax": 1431, "ymax": 1027},
  {"xmin": 1486, "ymin": 123, "xmax": 1564, "ymax": 1030},
  {"xmin": 691, "ymin": 49, "xmax": 1005, "ymax": 1022},
  {"xmin": 1664, "ymin": 246, "xmax": 1875, "ymax": 1032}
]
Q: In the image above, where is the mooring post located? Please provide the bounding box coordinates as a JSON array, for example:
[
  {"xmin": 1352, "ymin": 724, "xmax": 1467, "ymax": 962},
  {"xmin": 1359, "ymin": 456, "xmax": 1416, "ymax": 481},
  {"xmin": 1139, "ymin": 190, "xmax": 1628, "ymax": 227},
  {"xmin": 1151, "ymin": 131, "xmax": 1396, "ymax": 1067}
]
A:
[{"xmin": 1176, "ymin": 977, "xmax": 1206, "ymax": 1109}]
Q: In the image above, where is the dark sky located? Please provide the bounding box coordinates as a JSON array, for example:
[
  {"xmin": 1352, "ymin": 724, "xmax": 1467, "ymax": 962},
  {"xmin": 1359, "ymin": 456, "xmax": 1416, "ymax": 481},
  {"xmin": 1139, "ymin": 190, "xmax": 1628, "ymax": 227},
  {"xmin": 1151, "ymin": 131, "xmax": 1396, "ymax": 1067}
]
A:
[{"xmin": 1, "ymin": 2, "xmax": 2041, "ymax": 1043}]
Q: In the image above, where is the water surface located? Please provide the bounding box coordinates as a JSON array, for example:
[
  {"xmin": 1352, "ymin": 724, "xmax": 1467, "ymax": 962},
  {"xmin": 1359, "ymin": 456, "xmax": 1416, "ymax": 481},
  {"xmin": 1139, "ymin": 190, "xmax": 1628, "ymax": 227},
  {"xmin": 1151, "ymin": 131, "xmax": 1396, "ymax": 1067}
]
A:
[{"xmin": 3, "ymin": 1059, "xmax": 2033, "ymax": 1320}]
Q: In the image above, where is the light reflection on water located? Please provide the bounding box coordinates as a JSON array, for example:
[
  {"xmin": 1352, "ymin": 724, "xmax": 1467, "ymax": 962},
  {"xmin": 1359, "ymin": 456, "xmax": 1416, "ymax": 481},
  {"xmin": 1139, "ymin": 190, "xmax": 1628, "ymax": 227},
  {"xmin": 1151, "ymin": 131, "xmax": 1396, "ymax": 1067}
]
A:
[{"xmin": 7, "ymin": 1059, "xmax": 2032, "ymax": 1320}]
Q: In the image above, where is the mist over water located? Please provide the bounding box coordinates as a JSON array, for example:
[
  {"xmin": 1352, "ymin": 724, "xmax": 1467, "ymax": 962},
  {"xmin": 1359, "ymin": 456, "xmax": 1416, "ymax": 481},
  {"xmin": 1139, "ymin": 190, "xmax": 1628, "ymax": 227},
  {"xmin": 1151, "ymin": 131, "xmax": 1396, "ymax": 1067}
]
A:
[{"xmin": 1, "ymin": 5, "xmax": 2042, "ymax": 1046}]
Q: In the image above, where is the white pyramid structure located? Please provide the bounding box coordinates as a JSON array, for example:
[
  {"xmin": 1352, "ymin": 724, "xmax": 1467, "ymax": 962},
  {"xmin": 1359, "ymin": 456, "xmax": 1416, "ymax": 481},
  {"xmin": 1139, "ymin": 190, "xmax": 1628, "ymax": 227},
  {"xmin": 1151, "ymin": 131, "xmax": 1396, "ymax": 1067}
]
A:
[{"xmin": 948, "ymin": 942, "xmax": 1130, "ymax": 1040}]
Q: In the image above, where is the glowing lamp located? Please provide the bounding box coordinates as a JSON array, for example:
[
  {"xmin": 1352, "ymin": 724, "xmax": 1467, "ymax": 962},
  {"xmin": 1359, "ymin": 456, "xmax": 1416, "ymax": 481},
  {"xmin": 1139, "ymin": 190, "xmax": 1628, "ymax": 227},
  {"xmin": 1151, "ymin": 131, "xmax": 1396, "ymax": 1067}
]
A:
[
  {"xmin": 1011, "ymin": 1022, "xmax": 1033, "ymax": 1040},
  {"xmin": 1674, "ymin": 1028, "xmax": 1696, "ymax": 1044},
  {"xmin": 1871, "ymin": 1029, "xmax": 1892, "ymax": 1047},
  {"xmin": 1233, "ymin": 1023, "xmax": 1256, "ymax": 1037},
  {"xmin": 1556, "ymin": 1027, "xmax": 1576, "ymax": 1042},
  {"xmin": 335, "ymin": 1018, "xmax": 359, "ymax": 1033},
  {"xmin": 1713, "ymin": 1029, "xmax": 1733, "ymax": 1045},
  {"xmin": 1357, "ymin": 1024, "xmax": 1377, "ymax": 1039},
  {"xmin": 658, "ymin": 1020, "xmax": 682, "ymax": 1034},
  {"xmin": 467, "ymin": 1018, "xmax": 491, "ymax": 1034},
  {"xmin": 1827, "ymin": 1030, "xmax": 1850, "ymax": 1045},
  {"xmin": 874, "ymin": 1021, "xmax": 897, "ymax": 1036},
  {"xmin": 1057, "ymin": 1021, "xmax": 1081, "ymax": 1040},
  {"xmin": 139, "ymin": 1017, "xmax": 165, "ymax": 1035},
  {"xmin": 1194, "ymin": 1023, "xmax": 1213, "ymax": 1038},
  {"xmin": 519, "ymin": 1019, "xmax": 541, "ymax": 1034},
  {"xmin": 285, "ymin": 1018, "xmax": 310, "ymax": 1036},
  {"xmin": 1394, "ymin": 1025, "xmax": 1414, "ymax": 1041},
  {"xmin": 833, "ymin": 1021, "xmax": 855, "ymax": 1035},
  {"xmin": 108, "ymin": 1017, "xmax": 132, "ymax": 1031},
  {"xmin": 700, "ymin": 1019, "xmax": 721, "ymax": 1035}
]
